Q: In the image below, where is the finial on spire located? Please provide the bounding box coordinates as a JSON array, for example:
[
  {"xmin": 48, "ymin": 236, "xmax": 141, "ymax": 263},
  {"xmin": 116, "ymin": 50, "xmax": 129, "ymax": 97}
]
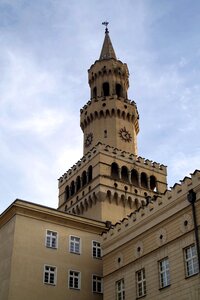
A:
[
  {"xmin": 99, "ymin": 21, "xmax": 116, "ymax": 60},
  {"xmin": 102, "ymin": 21, "xmax": 109, "ymax": 33}
]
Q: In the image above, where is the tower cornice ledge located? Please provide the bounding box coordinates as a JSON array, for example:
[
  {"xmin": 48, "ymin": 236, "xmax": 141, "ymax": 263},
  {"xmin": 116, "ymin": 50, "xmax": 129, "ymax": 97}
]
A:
[{"xmin": 58, "ymin": 142, "xmax": 167, "ymax": 187}]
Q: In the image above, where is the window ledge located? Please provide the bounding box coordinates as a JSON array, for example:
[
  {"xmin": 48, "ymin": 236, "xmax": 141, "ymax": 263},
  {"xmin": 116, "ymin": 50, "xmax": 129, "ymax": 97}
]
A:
[
  {"xmin": 46, "ymin": 246, "xmax": 57, "ymax": 250},
  {"xmin": 159, "ymin": 284, "xmax": 171, "ymax": 291},
  {"xmin": 185, "ymin": 272, "xmax": 199, "ymax": 279},
  {"xmin": 136, "ymin": 294, "xmax": 146, "ymax": 299}
]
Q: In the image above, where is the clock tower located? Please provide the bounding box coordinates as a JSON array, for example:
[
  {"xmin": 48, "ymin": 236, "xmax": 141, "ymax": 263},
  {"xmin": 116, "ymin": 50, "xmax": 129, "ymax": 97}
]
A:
[
  {"xmin": 81, "ymin": 26, "xmax": 139, "ymax": 156},
  {"xmin": 58, "ymin": 25, "xmax": 167, "ymax": 224}
]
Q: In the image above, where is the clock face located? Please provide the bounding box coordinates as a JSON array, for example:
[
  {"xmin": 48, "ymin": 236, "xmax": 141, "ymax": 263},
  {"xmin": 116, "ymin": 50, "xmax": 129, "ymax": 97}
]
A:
[
  {"xmin": 119, "ymin": 127, "xmax": 132, "ymax": 142},
  {"xmin": 85, "ymin": 132, "xmax": 93, "ymax": 147}
]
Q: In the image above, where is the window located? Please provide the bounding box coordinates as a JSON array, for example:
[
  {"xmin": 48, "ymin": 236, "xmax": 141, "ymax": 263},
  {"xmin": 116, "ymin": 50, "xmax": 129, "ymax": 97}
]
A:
[
  {"xmin": 103, "ymin": 82, "xmax": 110, "ymax": 96},
  {"xmin": 184, "ymin": 244, "xmax": 199, "ymax": 277},
  {"xmin": 159, "ymin": 258, "xmax": 170, "ymax": 288},
  {"xmin": 92, "ymin": 241, "xmax": 101, "ymax": 258},
  {"xmin": 92, "ymin": 275, "xmax": 103, "ymax": 293},
  {"xmin": 111, "ymin": 162, "xmax": 119, "ymax": 180},
  {"xmin": 141, "ymin": 172, "xmax": 148, "ymax": 189},
  {"xmin": 121, "ymin": 166, "xmax": 129, "ymax": 182},
  {"xmin": 43, "ymin": 265, "xmax": 56, "ymax": 285},
  {"xmin": 93, "ymin": 86, "xmax": 97, "ymax": 98},
  {"xmin": 116, "ymin": 279, "xmax": 125, "ymax": 300},
  {"xmin": 136, "ymin": 269, "xmax": 146, "ymax": 297},
  {"xmin": 69, "ymin": 236, "xmax": 81, "ymax": 254},
  {"xmin": 116, "ymin": 83, "xmax": 123, "ymax": 97},
  {"xmin": 69, "ymin": 270, "xmax": 81, "ymax": 289},
  {"xmin": 46, "ymin": 230, "xmax": 57, "ymax": 249}
]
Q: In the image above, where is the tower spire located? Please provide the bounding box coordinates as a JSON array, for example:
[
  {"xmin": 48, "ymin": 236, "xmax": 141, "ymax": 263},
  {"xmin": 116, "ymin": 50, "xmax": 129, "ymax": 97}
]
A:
[{"xmin": 99, "ymin": 21, "xmax": 117, "ymax": 60}]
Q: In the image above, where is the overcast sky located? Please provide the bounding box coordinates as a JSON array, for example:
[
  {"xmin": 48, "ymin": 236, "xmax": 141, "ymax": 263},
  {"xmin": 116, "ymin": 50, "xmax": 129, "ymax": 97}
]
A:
[{"xmin": 0, "ymin": 0, "xmax": 199, "ymax": 214}]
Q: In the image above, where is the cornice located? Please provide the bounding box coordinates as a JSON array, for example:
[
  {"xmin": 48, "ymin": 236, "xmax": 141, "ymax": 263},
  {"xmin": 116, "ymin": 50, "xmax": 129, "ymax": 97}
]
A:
[{"xmin": 0, "ymin": 199, "xmax": 106, "ymax": 234}]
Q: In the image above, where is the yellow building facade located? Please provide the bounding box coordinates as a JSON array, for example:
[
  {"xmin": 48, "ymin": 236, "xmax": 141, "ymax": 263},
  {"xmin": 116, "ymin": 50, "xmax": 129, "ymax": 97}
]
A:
[
  {"xmin": 102, "ymin": 170, "xmax": 200, "ymax": 300},
  {"xmin": 0, "ymin": 26, "xmax": 199, "ymax": 300},
  {"xmin": 0, "ymin": 200, "xmax": 106, "ymax": 300}
]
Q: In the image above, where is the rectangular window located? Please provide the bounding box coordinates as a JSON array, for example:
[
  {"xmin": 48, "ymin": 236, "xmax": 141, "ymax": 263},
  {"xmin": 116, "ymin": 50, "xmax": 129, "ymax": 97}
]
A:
[
  {"xmin": 92, "ymin": 275, "xmax": 103, "ymax": 293},
  {"xmin": 69, "ymin": 236, "xmax": 81, "ymax": 254},
  {"xmin": 116, "ymin": 278, "xmax": 125, "ymax": 300},
  {"xmin": 92, "ymin": 241, "xmax": 101, "ymax": 258},
  {"xmin": 184, "ymin": 244, "xmax": 199, "ymax": 277},
  {"xmin": 69, "ymin": 270, "xmax": 81, "ymax": 289},
  {"xmin": 136, "ymin": 268, "xmax": 146, "ymax": 298},
  {"xmin": 159, "ymin": 258, "xmax": 170, "ymax": 288},
  {"xmin": 46, "ymin": 230, "xmax": 57, "ymax": 249},
  {"xmin": 43, "ymin": 265, "xmax": 56, "ymax": 285}
]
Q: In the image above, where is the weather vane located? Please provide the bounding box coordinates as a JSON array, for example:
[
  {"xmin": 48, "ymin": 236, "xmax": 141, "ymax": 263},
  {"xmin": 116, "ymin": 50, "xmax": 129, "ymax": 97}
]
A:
[{"xmin": 102, "ymin": 21, "xmax": 109, "ymax": 33}]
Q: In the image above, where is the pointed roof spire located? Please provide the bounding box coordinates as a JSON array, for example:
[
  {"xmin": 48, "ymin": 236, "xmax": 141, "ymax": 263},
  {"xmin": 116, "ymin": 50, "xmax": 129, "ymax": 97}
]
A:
[{"xmin": 99, "ymin": 21, "xmax": 117, "ymax": 60}]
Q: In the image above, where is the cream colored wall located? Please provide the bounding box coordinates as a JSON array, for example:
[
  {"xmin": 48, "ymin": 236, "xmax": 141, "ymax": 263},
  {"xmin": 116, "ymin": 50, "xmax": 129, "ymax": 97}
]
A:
[
  {"xmin": 7, "ymin": 214, "xmax": 103, "ymax": 300},
  {"xmin": 101, "ymin": 200, "xmax": 132, "ymax": 224},
  {"xmin": 102, "ymin": 195, "xmax": 200, "ymax": 299},
  {"xmin": 103, "ymin": 233, "xmax": 200, "ymax": 300},
  {"xmin": 0, "ymin": 217, "xmax": 16, "ymax": 300},
  {"xmin": 82, "ymin": 98, "xmax": 138, "ymax": 156}
]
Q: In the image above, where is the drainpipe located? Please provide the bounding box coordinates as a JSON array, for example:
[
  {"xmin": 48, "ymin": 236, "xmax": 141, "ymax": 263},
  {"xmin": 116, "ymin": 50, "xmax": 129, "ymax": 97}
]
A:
[{"xmin": 187, "ymin": 189, "xmax": 200, "ymax": 273}]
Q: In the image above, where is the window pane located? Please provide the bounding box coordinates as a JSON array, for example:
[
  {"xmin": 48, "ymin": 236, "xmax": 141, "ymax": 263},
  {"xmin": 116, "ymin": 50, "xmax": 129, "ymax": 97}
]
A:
[
  {"xmin": 185, "ymin": 245, "xmax": 199, "ymax": 277},
  {"xmin": 136, "ymin": 269, "xmax": 146, "ymax": 297}
]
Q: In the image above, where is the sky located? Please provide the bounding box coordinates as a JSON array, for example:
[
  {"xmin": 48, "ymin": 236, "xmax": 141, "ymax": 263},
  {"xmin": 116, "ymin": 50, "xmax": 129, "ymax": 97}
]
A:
[{"xmin": 0, "ymin": 0, "xmax": 200, "ymax": 214}]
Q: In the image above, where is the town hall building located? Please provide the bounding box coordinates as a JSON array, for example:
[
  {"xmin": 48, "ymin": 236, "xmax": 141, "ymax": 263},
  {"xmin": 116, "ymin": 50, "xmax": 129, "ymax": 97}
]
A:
[{"xmin": 0, "ymin": 25, "xmax": 199, "ymax": 300}]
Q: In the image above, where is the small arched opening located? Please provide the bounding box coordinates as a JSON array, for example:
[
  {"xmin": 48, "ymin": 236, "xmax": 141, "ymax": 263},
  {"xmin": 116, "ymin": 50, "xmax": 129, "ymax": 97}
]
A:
[
  {"xmin": 141, "ymin": 172, "xmax": 148, "ymax": 189},
  {"xmin": 111, "ymin": 162, "xmax": 119, "ymax": 180},
  {"xmin": 116, "ymin": 83, "xmax": 123, "ymax": 97},
  {"xmin": 65, "ymin": 186, "xmax": 70, "ymax": 201},
  {"xmin": 121, "ymin": 166, "xmax": 129, "ymax": 182},
  {"xmin": 131, "ymin": 169, "xmax": 139, "ymax": 186},
  {"xmin": 70, "ymin": 181, "xmax": 75, "ymax": 196},
  {"xmin": 93, "ymin": 86, "xmax": 97, "ymax": 98},
  {"xmin": 103, "ymin": 82, "xmax": 110, "ymax": 96},
  {"xmin": 76, "ymin": 176, "xmax": 81, "ymax": 192},
  {"xmin": 82, "ymin": 171, "xmax": 87, "ymax": 187},
  {"xmin": 150, "ymin": 175, "xmax": 157, "ymax": 191},
  {"xmin": 106, "ymin": 190, "xmax": 112, "ymax": 202},
  {"xmin": 88, "ymin": 165, "xmax": 93, "ymax": 182}
]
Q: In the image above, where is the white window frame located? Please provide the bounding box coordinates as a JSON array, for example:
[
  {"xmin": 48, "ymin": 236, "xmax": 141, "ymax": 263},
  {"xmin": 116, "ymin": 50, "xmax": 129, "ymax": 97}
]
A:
[
  {"xmin": 69, "ymin": 235, "xmax": 81, "ymax": 254},
  {"xmin": 136, "ymin": 268, "xmax": 146, "ymax": 298},
  {"xmin": 45, "ymin": 230, "xmax": 58, "ymax": 249},
  {"xmin": 43, "ymin": 265, "xmax": 57, "ymax": 285},
  {"xmin": 184, "ymin": 244, "xmax": 199, "ymax": 277},
  {"xmin": 92, "ymin": 240, "xmax": 101, "ymax": 259},
  {"xmin": 116, "ymin": 278, "xmax": 125, "ymax": 300},
  {"xmin": 68, "ymin": 270, "xmax": 81, "ymax": 290},
  {"xmin": 159, "ymin": 257, "xmax": 170, "ymax": 288},
  {"xmin": 92, "ymin": 274, "xmax": 103, "ymax": 293}
]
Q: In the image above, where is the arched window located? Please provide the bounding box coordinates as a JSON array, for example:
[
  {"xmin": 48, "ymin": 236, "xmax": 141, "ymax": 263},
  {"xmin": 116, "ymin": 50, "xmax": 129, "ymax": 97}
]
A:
[
  {"xmin": 116, "ymin": 83, "xmax": 123, "ymax": 97},
  {"xmin": 121, "ymin": 166, "xmax": 129, "ymax": 182},
  {"xmin": 76, "ymin": 176, "xmax": 81, "ymax": 192},
  {"xmin": 82, "ymin": 171, "xmax": 87, "ymax": 187},
  {"xmin": 88, "ymin": 166, "xmax": 93, "ymax": 182},
  {"xmin": 93, "ymin": 86, "xmax": 97, "ymax": 98},
  {"xmin": 141, "ymin": 172, "xmax": 148, "ymax": 189},
  {"xmin": 103, "ymin": 82, "xmax": 110, "ymax": 96},
  {"xmin": 150, "ymin": 175, "xmax": 157, "ymax": 191},
  {"xmin": 65, "ymin": 186, "xmax": 70, "ymax": 201},
  {"xmin": 107, "ymin": 190, "xmax": 112, "ymax": 201},
  {"xmin": 131, "ymin": 169, "xmax": 138, "ymax": 186},
  {"xmin": 70, "ymin": 181, "xmax": 75, "ymax": 196},
  {"xmin": 111, "ymin": 163, "xmax": 119, "ymax": 180}
]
